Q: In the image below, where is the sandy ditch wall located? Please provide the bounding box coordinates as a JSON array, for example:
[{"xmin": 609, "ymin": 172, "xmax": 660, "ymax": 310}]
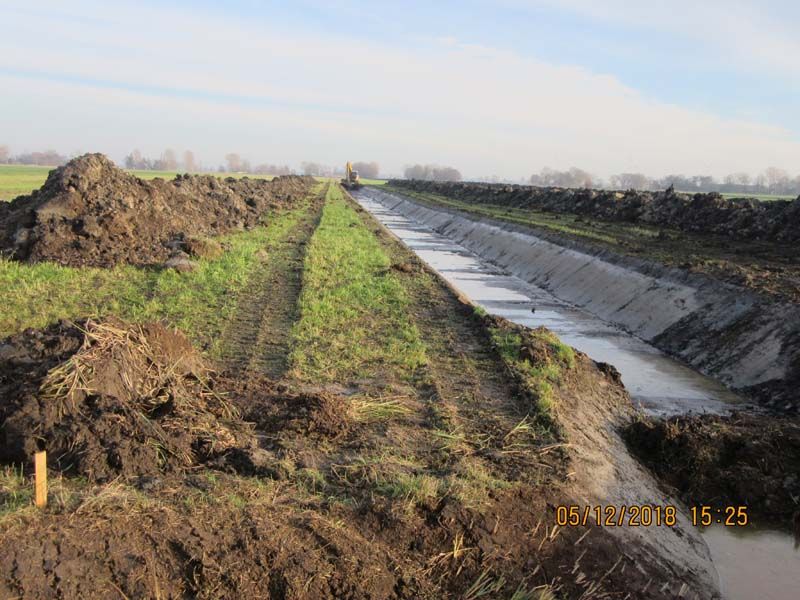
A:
[
  {"xmin": 365, "ymin": 188, "xmax": 800, "ymax": 409},
  {"xmin": 390, "ymin": 179, "xmax": 800, "ymax": 243}
]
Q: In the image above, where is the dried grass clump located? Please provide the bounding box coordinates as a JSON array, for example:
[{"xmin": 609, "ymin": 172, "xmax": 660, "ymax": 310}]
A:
[{"xmin": 3, "ymin": 318, "xmax": 253, "ymax": 481}]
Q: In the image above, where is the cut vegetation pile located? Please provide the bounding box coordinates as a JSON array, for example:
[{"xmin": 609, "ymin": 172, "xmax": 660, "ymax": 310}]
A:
[
  {"xmin": 391, "ymin": 179, "xmax": 800, "ymax": 242},
  {"xmin": 0, "ymin": 318, "xmax": 256, "ymax": 481},
  {"xmin": 0, "ymin": 153, "xmax": 315, "ymax": 267}
]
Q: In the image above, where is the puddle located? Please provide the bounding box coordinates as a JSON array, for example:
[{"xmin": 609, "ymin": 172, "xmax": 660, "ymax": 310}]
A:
[
  {"xmin": 702, "ymin": 525, "xmax": 799, "ymax": 600},
  {"xmin": 354, "ymin": 188, "xmax": 799, "ymax": 599}
]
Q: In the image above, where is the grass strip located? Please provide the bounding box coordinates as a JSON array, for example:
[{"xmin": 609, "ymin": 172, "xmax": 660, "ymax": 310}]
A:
[
  {"xmin": 0, "ymin": 188, "xmax": 320, "ymax": 356},
  {"xmin": 289, "ymin": 184, "xmax": 427, "ymax": 382}
]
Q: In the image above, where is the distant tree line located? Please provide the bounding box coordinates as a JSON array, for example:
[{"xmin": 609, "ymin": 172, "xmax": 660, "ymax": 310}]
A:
[
  {"xmin": 404, "ymin": 164, "xmax": 462, "ymax": 182},
  {"xmin": 352, "ymin": 161, "xmax": 380, "ymax": 179},
  {"xmin": 0, "ymin": 145, "xmax": 68, "ymax": 166},
  {"xmin": 122, "ymin": 149, "xmax": 293, "ymax": 175},
  {"xmin": 298, "ymin": 161, "xmax": 382, "ymax": 179},
  {"xmin": 524, "ymin": 166, "xmax": 800, "ymax": 196}
]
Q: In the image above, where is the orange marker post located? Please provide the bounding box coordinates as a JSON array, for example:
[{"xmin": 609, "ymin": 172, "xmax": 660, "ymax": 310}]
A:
[{"xmin": 34, "ymin": 451, "xmax": 47, "ymax": 508}]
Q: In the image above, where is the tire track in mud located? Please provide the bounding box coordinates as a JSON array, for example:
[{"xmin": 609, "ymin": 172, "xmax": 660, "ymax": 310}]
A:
[{"xmin": 219, "ymin": 185, "xmax": 326, "ymax": 378}]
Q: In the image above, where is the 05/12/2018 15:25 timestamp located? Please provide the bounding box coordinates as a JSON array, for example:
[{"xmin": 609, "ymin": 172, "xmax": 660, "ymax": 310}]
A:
[{"xmin": 555, "ymin": 505, "xmax": 749, "ymax": 527}]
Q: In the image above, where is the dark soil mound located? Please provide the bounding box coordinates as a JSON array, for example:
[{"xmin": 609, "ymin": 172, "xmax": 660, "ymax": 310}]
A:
[
  {"xmin": 226, "ymin": 377, "xmax": 353, "ymax": 439},
  {"xmin": 624, "ymin": 413, "xmax": 800, "ymax": 527},
  {"xmin": 392, "ymin": 179, "xmax": 800, "ymax": 243},
  {"xmin": 0, "ymin": 319, "xmax": 256, "ymax": 481},
  {"xmin": 0, "ymin": 153, "xmax": 315, "ymax": 267}
]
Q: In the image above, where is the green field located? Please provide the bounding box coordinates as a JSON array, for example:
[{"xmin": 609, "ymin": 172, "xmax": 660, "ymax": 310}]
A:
[
  {"xmin": 0, "ymin": 164, "xmax": 275, "ymax": 201},
  {"xmin": 719, "ymin": 192, "xmax": 796, "ymax": 201}
]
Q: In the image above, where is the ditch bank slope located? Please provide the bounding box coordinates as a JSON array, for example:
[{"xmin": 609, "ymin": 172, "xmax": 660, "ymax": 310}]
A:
[
  {"xmin": 363, "ymin": 188, "xmax": 800, "ymax": 411},
  {"xmin": 389, "ymin": 179, "xmax": 800, "ymax": 243}
]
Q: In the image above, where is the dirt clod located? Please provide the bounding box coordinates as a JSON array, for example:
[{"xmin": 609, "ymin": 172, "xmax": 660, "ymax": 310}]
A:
[
  {"xmin": 183, "ymin": 236, "xmax": 223, "ymax": 259},
  {"xmin": 163, "ymin": 250, "xmax": 197, "ymax": 272}
]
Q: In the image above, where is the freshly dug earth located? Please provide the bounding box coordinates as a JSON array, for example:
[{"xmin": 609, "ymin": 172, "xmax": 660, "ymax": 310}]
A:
[
  {"xmin": 0, "ymin": 153, "xmax": 315, "ymax": 267},
  {"xmin": 391, "ymin": 179, "xmax": 800, "ymax": 243},
  {"xmin": 0, "ymin": 187, "xmax": 721, "ymax": 599},
  {"xmin": 624, "ymin": 413, "xmax": 800, "ymax": 528},
  {"xmin": 0, "ymin": 318, "xmax": 256, "ymax": 481}
]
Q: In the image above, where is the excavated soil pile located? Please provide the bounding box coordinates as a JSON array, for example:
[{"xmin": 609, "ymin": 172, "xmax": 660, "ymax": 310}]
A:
[
  {"xmin": 624, "ymin": 413, "xmax": 800, "ymax": 527},
  {"xmin": 391, "ymin": 179, "xmax": 800, "ymax": 243},
  {"xmin": 225, "ymin": 377, "xmax": 353, "ymax": 440},
  {"xmin": 0, "ymin": 153, "xmax": 315, "ymax": 267},
  {"xmin": 0, "ymin": 318, "xmax": 256, "ymax": 481}
]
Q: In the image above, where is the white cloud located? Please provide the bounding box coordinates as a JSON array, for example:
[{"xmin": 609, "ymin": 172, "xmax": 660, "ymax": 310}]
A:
[
  {"xmin": 513, "ymin": 0, "xmax": 800, "ymax": 78},
  {"xmin": 0, "ymin": 0, "xmax": 798, "ymax": 179}
]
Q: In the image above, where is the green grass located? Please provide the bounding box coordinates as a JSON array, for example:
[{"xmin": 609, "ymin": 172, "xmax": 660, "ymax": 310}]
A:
[
  {"xmin": 0, "ymin": 165, "xmax": 53, "ymax": 200},
  {"xmin": 0, "ymin": 195, "xmax": 316, "ymax": 354},
  {"xmin": 0, "ymin": 466, "xmax": 33, "ymax": 520},
  {"xmin": 718, "ymin": 192, "xmax": 796, "ymax": 201},
  {"xmin": 489, "ymin": 326, "xmax": 574, "ymax": 416},
  {"xmin": 0, "ymin": 164, "xmax": 275, "ymax": 201},
  {"xmin": 376, "ymin": 472, "xmax": 442, "ymax": 505},
  {"xmin": 289, "ymin": 184, "xmax": 427, "ymax": 381}
]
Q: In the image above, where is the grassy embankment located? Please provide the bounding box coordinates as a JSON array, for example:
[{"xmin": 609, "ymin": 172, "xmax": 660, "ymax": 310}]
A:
[
  {"xmin": 0, "ymin": 183, "xmax": 325, "ymax": 356},
  {"xmin": 0, "ymin": 164, "xmax": 276, "ymax": 201}
]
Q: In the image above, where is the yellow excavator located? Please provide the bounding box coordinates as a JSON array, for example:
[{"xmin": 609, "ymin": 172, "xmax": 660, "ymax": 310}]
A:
[{"xmin": 341, "ymin": 161, "xmax": 362, "ymax": 190}]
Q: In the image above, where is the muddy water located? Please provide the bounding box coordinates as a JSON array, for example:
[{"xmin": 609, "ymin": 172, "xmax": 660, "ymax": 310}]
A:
[{"xmin": 354, "ymin": 189, "xmax": 800, "ymax": 600}]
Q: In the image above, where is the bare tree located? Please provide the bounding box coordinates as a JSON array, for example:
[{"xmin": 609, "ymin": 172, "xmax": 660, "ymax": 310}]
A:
[
  {"xmin": 225, "ymin": 153, "xmax": 242, "ymax": 172},
  {"xmin": 0, "ymin": 145, "xmax": 9, "ymax": 163},
  {"xmin": 763, "ymin": 167, "xmax": 790, "ymax": 194},
  {"xmin": 158, "ymin": 149, "xmax": 178, "ymax": 171},
  {"xmin": 610, "ymin": 173, "xmax": 651, "ymax": 190},
  {"xmin": 13, "ymin": 150, "xmax": 67, "ymax": 166},
  {"xmin": 352, "ymin": 161, "xmax": 380, "ymax": 179},
  {"xmin": 301, "ymin": 161, "xmax": 326, "ymax": 176},
  {"xmin": 724, "ymin": 172, "xmax": 751, "ymax": 187},
  {"xmin": 404, "ymin": 164, "xmax": 461, "ymax": 182},
  {"xmin": 183, "ymin": 150, "xmax": 198, "ymax": 172}
]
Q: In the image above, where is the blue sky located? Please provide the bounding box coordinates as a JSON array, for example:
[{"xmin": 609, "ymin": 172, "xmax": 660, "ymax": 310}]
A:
[{"xmin": 1, "ymin": 0, "xmax": 799, "ymax": 179}]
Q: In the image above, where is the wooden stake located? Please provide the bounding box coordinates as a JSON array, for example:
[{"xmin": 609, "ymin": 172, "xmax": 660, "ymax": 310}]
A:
[{"xmin": 34, "ymin": 451, "xmax": 47, "ymax": 508}]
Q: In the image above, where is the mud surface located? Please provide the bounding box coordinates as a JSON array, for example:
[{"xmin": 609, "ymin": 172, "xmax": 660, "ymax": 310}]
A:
[
  {"xmin": 0, "ymin": 154, "xmax": 315, "ymax": 267},
  {"xmin": 391, "ymin": 179, "xmax": 800, "ymax": 243},
  {"xmin": 0, "ymin": 321, "xmax": 717, "ymax": 599},
  {"xmin": 0, "ymin": 319, "xmax": 258, "ymax": 481},
  {"xmin": 624, "ymin": 413, "xmax": 800, "ymax": 529}
]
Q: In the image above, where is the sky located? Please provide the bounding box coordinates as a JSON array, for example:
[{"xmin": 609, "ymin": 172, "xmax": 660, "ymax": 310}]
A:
[{"xmin": 1, "ymin": 0, "xmax": 799, "ymax": 180}]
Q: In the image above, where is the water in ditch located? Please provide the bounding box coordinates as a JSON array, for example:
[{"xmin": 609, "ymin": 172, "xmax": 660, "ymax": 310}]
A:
[{"xmin": 354, "ymin": 189, "xmax": 799, "ymax": 600}]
